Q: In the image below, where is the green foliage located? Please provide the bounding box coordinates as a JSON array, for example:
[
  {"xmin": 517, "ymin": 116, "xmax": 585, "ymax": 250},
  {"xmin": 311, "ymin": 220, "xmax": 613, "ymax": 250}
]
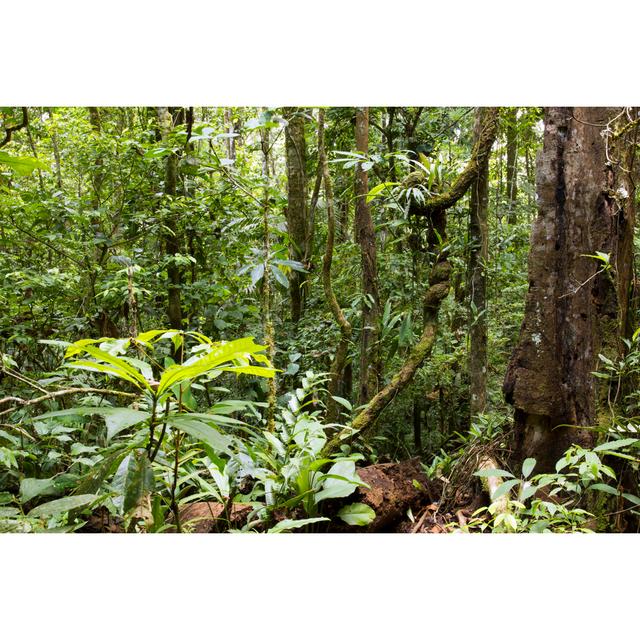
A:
[{"xmin": 464, "ymin": 438, "xmax": 640, "ymax": 533}]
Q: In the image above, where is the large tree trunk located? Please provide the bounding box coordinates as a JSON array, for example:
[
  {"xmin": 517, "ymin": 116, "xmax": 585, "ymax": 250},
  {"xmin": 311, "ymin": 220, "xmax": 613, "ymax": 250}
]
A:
[
  {"xmin": 283, "ymin": 107, "xmax": 309, "ymax": 323},
  {"xmin": 503, "ymin": 107, "xmax": 637, "ymax": 470},
  {"xmin": 468, "ymin": 109, "xmax": 490, "ymax": 417},
  {"xmin": 355, "ymin": 107, "xmax": 382, "ymax": 405}
]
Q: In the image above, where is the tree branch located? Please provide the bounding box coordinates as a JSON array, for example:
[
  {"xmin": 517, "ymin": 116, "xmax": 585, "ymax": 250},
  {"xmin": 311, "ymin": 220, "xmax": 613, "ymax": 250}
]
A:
[{"xmin": 0, "ymin": 107, "xmax": 29, "ymax": 148}]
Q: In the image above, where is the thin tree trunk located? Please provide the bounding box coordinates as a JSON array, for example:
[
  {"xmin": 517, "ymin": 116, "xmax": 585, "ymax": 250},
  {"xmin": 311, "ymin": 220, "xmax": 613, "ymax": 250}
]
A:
[
  {"xmin": 505, "ymin": 108, "xmax": 518, "ymax": 223},
  {"xmin": 283, "ymin": 107, "xmax": 309, "ymax": 323},
  {"xmin": 318, "ymin": 109, "xmax": 353, "ymax": 422},
  {"xmin": 260, "ymin": 122, "xmax": 277, "ymax": 431},
  {"xmin": 355, "ymin": 107, "xmax": 382, "ymax": 405},
  {"xmin": 223, "ymin": 108, "xmax": 236, "ymax": 160},
  {"xmin": 468, "ymin": 109, "xmax": 490, "ymax": 417},
  {"xmin": 323, "ymin": 108, "xmax": 499, "ymax": 454},
  {"xmin": 504, "ymin": 107, "xmax": 638, "ymax": 470}
]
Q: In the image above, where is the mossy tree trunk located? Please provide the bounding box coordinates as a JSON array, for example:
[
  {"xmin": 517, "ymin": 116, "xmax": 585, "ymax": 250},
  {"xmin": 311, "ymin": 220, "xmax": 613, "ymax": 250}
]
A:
[
  {"xmin": 355, "ymin": 107, "xmax": 382, "ymax": 405},
  {"xmin": 283, "ymin": 107, "xmax": 310, "ymax": 323},
  {"xmin": 503, "ymin": 107, "xmax": 638, "ymax": 470},
  {"xmin": 505, "ymin": 108, "xmax": 518, "ymax": 223},
  {"xmin": 323, "ymin": 108, "xmax": 499, "ymax": 454}
]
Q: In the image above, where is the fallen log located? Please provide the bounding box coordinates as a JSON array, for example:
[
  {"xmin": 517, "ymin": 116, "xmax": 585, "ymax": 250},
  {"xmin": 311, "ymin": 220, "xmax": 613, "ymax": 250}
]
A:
[{"xmin": 327, "ymin": 458, "xmax": 441, "ymax": 532}]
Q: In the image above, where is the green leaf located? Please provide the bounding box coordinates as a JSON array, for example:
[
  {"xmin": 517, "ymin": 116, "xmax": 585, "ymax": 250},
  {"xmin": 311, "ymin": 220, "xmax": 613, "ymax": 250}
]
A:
[
  {"xmin": 20, "ymin": 477, "xmax": 57, "ymax": 503},
  {"xmin": 250, "ymin": 263, "xmax": 265, "ymax": 287},
  {"xmin": 314, "ymin": 461, "xmax": 361, "ymax": 503},
  {"xmin": 112, "ymin": 449, "xmax": 154, "ymax": 514},
  {"xmin": 622, "ymin": 492, "xmax": 640, "ymax": 506},
  {"xmin": 490, "ymin": 478, "xmax": 520, "ymax": 502},
  {"xmin": 365, "ymin": 182, "xmax": 399, "ymax": 203},
  {"xmin": 474, "ymin": 468, "xmax": 514, "ymax": 479},
  {"xmin": 267, "ymin": 517, "xmax": 329, "ymax": 533},
  {"xmin": 270, "ymin": 264, "xmax": 289, "ymax": 289},
  {"xmin": 337, "ymin": 503, "xmax": 376, "ymax": 526},
  {"xmin": 594, "ymin": 438, "xmax": 638, "ymax": 452},
  {"xmin": 157, "ymin": 337, "xmax": 270, "ymax": 394},
  {"xmin": 331, "ymin": 395, "xmax": 352, "ymax": 411},
  {"xmin": 0, "ymin": 151, "xmax": 49, "ymax": 175},
  {"xmin": 165, "ymin": 415, "xmax": 235, "ymax": 455},
  {"xmin": 522, "ymin": 458, "xmax": 536, "ymax": 479},
  {"xmin": 35, "ymin": 407, "xmax": 150, "ymax": 442},
  {"xmin": 28, "ymin": 494, "xmax": 98, "ymax": 518},
  {"xmin": 589, "ymin": 483, "xmax": 619, "ymax": 496}
]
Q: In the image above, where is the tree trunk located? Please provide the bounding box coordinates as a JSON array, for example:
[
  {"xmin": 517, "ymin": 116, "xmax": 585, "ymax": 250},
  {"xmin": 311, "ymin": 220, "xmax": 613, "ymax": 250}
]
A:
[
  {"xmin": 503, "ymin": 107, "xmax": 638, "ymax": 470},
  {"xmin": 355, "ymin": 107, "xmax": 382, "ymax": 405},
  {"xmin": 156, "ymin": 107, "xmax": 183, "ymax": 333},
  {"xmin": 283, "ymin": 107, "xmax": 309, "ymax": 323},
  {"xmin": 260, "ymin": 122, "xmax": 277, "ymax": 431},
  {"xmin": 505, "ymin": 108, "xmax": 518, "ymax": 223},
  {"xmin": 468, "ymin": 109, "xmax": 490, "ymax": 417}
]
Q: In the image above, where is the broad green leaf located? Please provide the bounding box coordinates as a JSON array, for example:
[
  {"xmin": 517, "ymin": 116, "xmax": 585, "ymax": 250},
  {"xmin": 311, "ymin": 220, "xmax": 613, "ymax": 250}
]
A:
[
  {"xmin": 64, "ymin": 360, "xmax": 144, "ymax": 388},
  {"xmin": 270, "ymin": 264, "xmax": 289, "ymax": 288},
  {"xmin": 35, "ymin": 407, "xmax": 150, "ymax": 442},
  {"xmin": 314, "ymin": 460, "xmax": 361, "ymax": 503},
  {"xmin": 331, "ymin": 396, "xmax": 352, "ymax": 411},
  {"xmin": 0, "ymin": 151, "xmax": 49, "ymax": 175},
  {"xmin": 165, "ymin": 415, "xmax": 235, "ymax": 455},
  {"xmin": 589, "ymin": 483, "xmax": 619, "ymax": 496},
  {"xmin": 20, "ymin": 477, "xmax": 56, "ymax": 503},
  {"xmin": 28, "ymin": 494, "xmax": 98, "ymax": 518},
  {"xmin": 337, "ymin": 503, "xmax": 376, "ymax": 526},
  {"xmin": 76, "ymin": 445, "xmax": 132, "ymax": 495},
  {"xmin": 490, "ymin": 478, "xmax": 520, "ymax": 502},
  {"xmin": 622, "ymin": 492, "xmax": 640, "ymax": 506},
  {"xmin": 474, "ymin": 468, "xmax": 514, "ymax": 479},
  {"xmin": 112, "ymin": 449, "xmax": 154, "ymax": 514},
  {"xmin": 522, "ymin": 458, "xmax": 536, "ymax": 479},
  {"xmin": 594, "ymin": 438, "xmax": 639, "ymax": 452},
  {"xmin": 157, "ymin": 337, "xmax": 270, "ymax": 394},
  {"xmin": 79, "ymin": 346, "xmax": 150, "ymax": 389},
  {"xmin": 267, "ymin": 517, "xmax": 329, "ymax": 533},
  {"xmin": 219, "ymin": 364, "xmax": 275, "ymax": 378},
  {"xmin": 365, "ymin": 181, "xmax": 399, "ymax": 203}
]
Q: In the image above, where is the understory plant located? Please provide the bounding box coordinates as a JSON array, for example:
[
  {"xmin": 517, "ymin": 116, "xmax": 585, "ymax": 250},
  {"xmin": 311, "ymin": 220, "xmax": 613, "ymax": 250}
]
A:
[
  {"xmin": 466, "ymin": 436, "xmax": 640, "ymax": 533},
  {"xmin": 0, "ymin": 331, "xmax": 376, "ymax": 532}
]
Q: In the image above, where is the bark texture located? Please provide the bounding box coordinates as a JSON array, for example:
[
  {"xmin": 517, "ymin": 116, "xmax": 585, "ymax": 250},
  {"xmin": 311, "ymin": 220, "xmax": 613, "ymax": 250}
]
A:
[
  {"xmin": 355, "ymin": 107, "xmax": 382, "ymax": 405},
  {"xmin": 504, "ymin": 107, "xmax": 638, "ymax": 469},
  {"xmin": 156, "ymin": 107, "xmax": 183, "ymax": 332},
  {"xmin": 469, "ymin": 109, "xmax": 490, "ymax": 417},
  {"xmin": 505, "ymin": 108, "xmax": 518, "ymax": 223},
  {"xmin": 283, "ymin": 107, "xmax": 310, "ymax": 323}
]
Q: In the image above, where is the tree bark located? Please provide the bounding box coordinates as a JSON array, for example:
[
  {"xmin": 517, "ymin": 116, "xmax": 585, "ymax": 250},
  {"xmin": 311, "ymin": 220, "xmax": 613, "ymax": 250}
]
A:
[
  {"xmin": 503, "ymin": 107, "xmax": 638, "ymax": 470},
  {"xmin": 260, "ymin": 122, "xmax": 277, "ymax": 431},
  {"xmin": 355, "ymin": 107, "xmax": 382, "ymax": 405},
  {"xmin": 283, "ymin": 107, "xmax": 309, "ymax": 323},
  {"xmin": 468, "ymin": 109, "xmax": 490, "ymax": 416},
  {"xmin": 505, "ymin": 108, "xmax": 518, "ymax": 223}
]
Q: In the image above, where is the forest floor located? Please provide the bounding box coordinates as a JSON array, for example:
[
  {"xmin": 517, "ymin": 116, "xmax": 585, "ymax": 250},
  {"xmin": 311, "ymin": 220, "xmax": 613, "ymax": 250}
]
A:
[{"xmin": 82, "ymin": 458, "xmax": 478, "ymax": 533}]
